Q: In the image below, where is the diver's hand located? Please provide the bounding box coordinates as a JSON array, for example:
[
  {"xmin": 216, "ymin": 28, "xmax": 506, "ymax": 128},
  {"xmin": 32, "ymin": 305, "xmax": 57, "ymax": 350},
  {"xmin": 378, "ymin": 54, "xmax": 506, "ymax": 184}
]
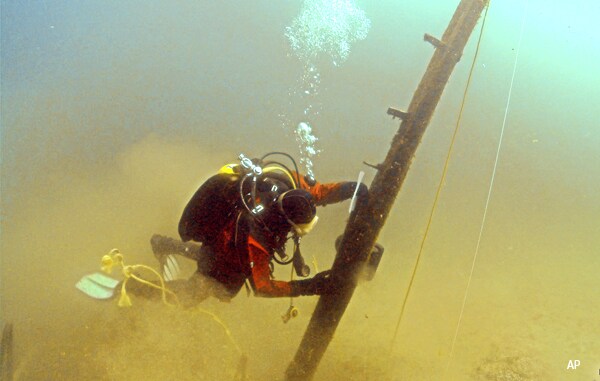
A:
[
  {"xmin": 312, "ymin": 270, "xmax": 331, "ymax": 283},
  {"xmin": 290, "ymin": 270, "xmax": 334, "ymax": 296},
  {"xmin": 336, "ymin": 181, "xmax": 368, "ymax": 198}
]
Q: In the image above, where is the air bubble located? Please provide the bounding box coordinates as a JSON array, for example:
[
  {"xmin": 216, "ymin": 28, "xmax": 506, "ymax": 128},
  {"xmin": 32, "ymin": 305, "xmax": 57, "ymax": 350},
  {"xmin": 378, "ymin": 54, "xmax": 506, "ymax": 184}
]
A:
[
  {"xmin": 285, "ymin": 0, "xmax": 371, "ymax": 65},
  {"xmin": 282, "ymin": 1, "xmax": 370, "ymax": 177}
]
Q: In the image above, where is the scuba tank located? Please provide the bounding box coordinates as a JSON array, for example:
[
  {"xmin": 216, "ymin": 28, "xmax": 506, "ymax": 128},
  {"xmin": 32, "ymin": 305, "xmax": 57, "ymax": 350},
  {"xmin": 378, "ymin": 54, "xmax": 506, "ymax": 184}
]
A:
[
  {"xmin": 178, "ymin": 154, "xmax": 267, "ymax": 244},
  {"xmin": 178, "ymin": 171, "xmax": 242, "ymax": 244}
]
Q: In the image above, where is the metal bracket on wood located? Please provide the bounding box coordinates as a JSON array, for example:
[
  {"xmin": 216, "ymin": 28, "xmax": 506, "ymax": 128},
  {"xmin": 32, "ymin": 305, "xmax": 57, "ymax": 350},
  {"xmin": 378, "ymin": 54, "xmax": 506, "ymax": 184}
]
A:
[
  {"xmin": 424, "ymin": 33, "xmax": 462, "ymax": 62},
  {"xmin": 424, "ymin": 33, "xmax": 446, "ymax": 49},
  {"xmin": 387, "ymin": 107, "xmax": 409, "ymax": 120},
  {"xmin": 363, "ymin": 161, "xmax": 384, "ymax": 171}
]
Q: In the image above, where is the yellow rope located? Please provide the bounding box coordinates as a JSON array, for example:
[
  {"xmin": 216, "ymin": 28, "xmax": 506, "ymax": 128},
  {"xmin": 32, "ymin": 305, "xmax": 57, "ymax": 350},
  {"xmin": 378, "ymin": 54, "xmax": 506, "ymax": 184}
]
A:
[
  {"xmin": 100, "ymin": 249, "xmax": 247, "ymax": 380},
  {"xmin": 289, "ymin": 265, "xmax": 295, "ymax": 307},
  {"xmin": 193, "ymin": 306, "xmax": 243, "ymax": 355},
  {"xmin": 389, "ymin": 2, "xmax": 491, "ymax": 351},
  {"xmin": 445, "ymin": 0, "xmax": 528, "ymax": 374},
  {"xmin": 101, "ymin": 249, "xmax": 179, "ymax": 307}
]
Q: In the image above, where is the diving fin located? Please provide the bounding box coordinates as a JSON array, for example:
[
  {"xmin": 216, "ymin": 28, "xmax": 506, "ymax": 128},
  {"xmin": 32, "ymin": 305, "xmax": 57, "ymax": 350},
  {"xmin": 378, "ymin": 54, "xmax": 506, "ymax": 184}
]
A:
[
  {"xmin": 75, "ymin": 272, "xmax": 119, "ymax": 300},
  {"xmin": 150, "ymin": 235, "xmax": 183, "ymax": 281},
  {"xmin": 161, "ymin": 254, "xmax": 181, "ymax": 282}
]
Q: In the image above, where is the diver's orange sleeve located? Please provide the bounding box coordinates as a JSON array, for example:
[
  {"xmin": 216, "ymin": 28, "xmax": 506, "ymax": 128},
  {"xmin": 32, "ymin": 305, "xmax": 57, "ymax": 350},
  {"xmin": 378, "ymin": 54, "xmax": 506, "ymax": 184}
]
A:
[
  {"xmin": 308, "ymin": 182, "xmax": 347, "ymax": 206},
  {"xmin": 294, "ymin": 172, "xmax": 354, "ymax": 206},
  {"xmin": 247, "ymin": 236, "xmax": 293, "ymax": 297}
]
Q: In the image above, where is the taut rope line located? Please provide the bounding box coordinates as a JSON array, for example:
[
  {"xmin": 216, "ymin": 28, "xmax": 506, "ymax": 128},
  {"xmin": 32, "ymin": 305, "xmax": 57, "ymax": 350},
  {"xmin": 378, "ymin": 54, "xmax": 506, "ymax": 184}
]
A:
[
  {"xmin": 444, "ymin": 0, "xmax": 529, "ymax": 375},
  {"xmin": 389, "ymin": 2, "xmax": 491, "ymax": 351}
]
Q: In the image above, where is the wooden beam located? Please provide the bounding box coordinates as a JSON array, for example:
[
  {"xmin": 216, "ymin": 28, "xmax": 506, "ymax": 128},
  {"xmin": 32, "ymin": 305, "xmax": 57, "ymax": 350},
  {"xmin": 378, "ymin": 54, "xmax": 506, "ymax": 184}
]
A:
[{"xmin": 285, "ymin": 1, "xmax": 488, "ymax": 380}]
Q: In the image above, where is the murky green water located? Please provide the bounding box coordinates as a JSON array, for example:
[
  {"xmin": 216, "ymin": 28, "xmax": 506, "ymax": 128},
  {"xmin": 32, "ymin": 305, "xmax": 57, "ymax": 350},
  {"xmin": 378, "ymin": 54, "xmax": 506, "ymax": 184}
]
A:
[{"xmin": 2, "ymin": 1, "xmax": 599, "ymax": 380}]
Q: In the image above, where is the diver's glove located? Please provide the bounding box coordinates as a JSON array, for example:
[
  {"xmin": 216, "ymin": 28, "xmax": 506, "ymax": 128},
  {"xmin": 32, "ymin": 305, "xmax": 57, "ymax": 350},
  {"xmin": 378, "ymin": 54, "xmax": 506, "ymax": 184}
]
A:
[
  {"xmin": 339, "ymin": 182, "xmax": 368, "ymax": 205},
  {"xmin": 290, "ymin": 270, "xmax": 334, "ymax": 296},
  {"xmin": 316, "ymin": 182, "xmax": 368, "ymax": 206}
]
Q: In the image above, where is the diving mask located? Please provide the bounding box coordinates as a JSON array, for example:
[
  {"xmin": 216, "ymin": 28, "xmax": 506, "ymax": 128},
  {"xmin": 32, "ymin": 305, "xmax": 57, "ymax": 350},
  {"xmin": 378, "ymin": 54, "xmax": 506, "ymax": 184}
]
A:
[{"xmin": 277, "ymin": 189, "xmax": 318, "ymax": 236}]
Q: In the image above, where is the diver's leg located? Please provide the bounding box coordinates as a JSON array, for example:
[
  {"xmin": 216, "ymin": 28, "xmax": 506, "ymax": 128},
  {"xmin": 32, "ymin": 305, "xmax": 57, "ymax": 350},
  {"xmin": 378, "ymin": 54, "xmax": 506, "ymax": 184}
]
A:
[
  {"xmin": 168, "ymin": 272, "xmax": 214, "ymax": 308},
  {"xmin": 118, "ymin": 278, "xmax": 172, "ymax": 300},
  {"xmin": 150, "ymin": 234, "xmax": 204, "ymax": 261},
  {"xmin": 118, "ymin": 273, "xmax": 212, "ymax": 307},
  {"xmin": 150, "ymin": 234, "xmax": 212, "ymax": 281}
]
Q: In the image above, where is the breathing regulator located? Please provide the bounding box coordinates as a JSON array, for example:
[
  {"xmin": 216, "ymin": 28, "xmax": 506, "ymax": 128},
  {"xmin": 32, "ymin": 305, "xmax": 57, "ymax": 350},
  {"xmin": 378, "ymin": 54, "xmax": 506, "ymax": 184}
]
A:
[{"xmin": 233, "ymin": 152, "xmax": 314, "ymax": 278}]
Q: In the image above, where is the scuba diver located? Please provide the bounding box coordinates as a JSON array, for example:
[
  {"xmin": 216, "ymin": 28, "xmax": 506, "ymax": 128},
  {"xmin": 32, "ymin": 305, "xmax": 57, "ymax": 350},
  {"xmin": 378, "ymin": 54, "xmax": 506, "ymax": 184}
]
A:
[{"xmin": 124, "ymin": 152, "xmax": 382, "ymax": 307}]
